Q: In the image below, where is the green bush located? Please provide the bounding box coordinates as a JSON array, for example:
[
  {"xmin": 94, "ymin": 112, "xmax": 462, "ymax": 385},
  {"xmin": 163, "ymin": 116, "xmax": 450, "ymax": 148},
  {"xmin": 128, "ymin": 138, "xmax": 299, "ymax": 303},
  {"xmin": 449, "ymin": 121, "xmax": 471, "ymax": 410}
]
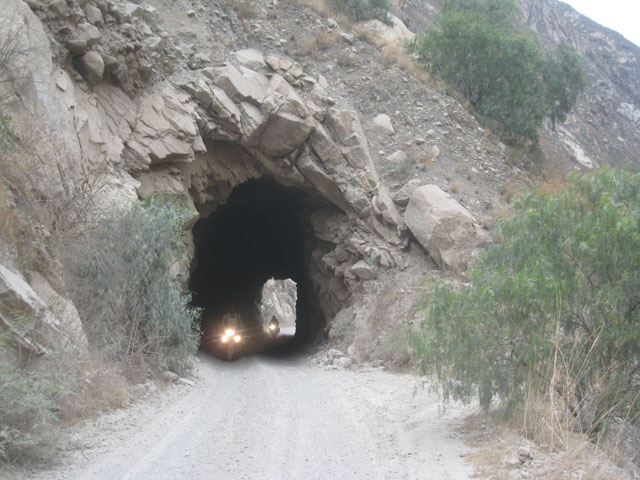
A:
[
  {"xmin": 330, "ymin": 0, "xmax": 391, "ymax": 24},
  {"xmin": 411, "ymin": 167, "xmax": 640, "ymax": 433},
  {"xmin": 0, "ymin": 325, "xmax": 58, "ymax": 463},
  {"xmin": 409, "ymin": 0, "xmax": 584, "ymax": 141},
  {"xmin": 542, "ymin": 43, "xmax": 586, "ymax": 131},
  {"xmin": 64, "ymin": 196, "xmax": 201, "ymax": 376}
]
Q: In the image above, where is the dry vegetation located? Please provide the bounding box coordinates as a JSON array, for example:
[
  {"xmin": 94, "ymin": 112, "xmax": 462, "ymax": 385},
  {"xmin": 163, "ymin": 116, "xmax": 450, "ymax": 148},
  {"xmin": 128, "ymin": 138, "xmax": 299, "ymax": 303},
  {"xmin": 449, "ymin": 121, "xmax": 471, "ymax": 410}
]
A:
[
  {"xmin": 296, "ymin": 30, "xmax": 340, "ymax": 57},
  {"xmin": 379, "ymin": 43, "xmax": 432, "ymax": 84},
  {"xmin": 463, "ymin": 411, "xmax": 636, "ymax": 480},
  {"xmin": 231, "ymin": 0, "xmax": 259, "ymax": 19},
  {"xmin": 292, "ymin": 0, "xmax": 351, "ymax": 28}
]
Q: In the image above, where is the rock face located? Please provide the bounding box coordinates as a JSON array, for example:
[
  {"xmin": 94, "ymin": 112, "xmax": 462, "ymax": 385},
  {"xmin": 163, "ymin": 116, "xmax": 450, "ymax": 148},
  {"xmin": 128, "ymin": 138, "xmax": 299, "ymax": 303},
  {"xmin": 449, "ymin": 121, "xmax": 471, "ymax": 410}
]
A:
[
  {"xmin": 1, "ymin": 0, "xmax": 410, "ymax": 344},
  {"xmin": 0, "ymin": 265, "xmax": 88, "ymax": 357},
  {"xmin": 404, "ymin": 185, "xmax": 484, "ymax": 270}
]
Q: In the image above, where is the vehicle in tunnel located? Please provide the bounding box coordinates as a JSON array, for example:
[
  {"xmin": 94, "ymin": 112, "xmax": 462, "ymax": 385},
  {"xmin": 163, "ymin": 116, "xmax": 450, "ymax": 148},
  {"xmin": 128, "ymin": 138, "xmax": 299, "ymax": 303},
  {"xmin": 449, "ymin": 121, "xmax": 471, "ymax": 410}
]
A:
[
  {"xmin": 267, "ymin": 316, "xmax": 280, "ymax": 338},
  {"xmin": 219, "ymin": 326, "xmax": 242, "ymax": 361},
  {"xmin": 203, "ymin": 311, "xmax": 259, "ymax": 361}
]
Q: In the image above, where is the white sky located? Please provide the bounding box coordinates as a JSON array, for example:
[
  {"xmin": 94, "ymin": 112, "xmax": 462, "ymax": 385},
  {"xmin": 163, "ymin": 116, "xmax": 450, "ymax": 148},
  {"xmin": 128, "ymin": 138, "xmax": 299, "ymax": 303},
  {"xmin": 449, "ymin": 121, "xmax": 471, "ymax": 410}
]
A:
[{"xmin": 562, "ymin": 0, "xmax": 640, "ymax": 47}]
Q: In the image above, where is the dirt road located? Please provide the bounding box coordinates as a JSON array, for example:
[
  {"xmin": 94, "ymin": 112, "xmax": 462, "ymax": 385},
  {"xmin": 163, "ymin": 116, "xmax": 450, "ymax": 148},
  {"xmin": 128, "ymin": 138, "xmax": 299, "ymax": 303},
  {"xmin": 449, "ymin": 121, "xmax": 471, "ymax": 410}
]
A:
[{"xmin": 14, "ymin": 352, "xmax": 475, "ymax": 480}]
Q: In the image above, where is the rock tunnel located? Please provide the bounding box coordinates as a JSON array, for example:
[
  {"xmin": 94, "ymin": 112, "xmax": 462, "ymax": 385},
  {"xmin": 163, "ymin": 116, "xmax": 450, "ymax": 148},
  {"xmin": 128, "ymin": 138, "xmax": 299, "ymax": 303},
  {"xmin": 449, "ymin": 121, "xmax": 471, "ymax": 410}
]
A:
[{"xmin": 189, "ymin": 177, "xmax": 331, "ymax": 355}]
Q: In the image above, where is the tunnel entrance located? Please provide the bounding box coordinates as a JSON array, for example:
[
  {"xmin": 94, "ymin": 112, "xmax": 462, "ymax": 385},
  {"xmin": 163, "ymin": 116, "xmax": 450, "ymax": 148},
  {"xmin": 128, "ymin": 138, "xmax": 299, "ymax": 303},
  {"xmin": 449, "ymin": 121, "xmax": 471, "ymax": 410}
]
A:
[{"xmin": 189, "ymin": 178, "xmax": 327, "ymax": 356}]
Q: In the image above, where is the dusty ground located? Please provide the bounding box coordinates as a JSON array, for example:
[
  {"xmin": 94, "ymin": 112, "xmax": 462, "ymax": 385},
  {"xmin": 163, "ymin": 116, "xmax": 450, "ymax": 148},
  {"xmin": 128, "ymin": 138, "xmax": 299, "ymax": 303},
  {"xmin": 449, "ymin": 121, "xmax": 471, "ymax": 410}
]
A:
[{"xmin": 10, "ymin": 351, "xmax": 474, "ymax": 480}]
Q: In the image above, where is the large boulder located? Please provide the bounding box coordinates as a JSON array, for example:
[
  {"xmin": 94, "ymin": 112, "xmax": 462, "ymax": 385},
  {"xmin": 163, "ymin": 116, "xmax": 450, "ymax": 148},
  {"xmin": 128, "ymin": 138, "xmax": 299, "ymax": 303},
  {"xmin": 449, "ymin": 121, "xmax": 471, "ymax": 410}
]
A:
[
  {"xmin": 404, "ymin": 185, "xmax": 484, "ymax": 270},
  {"xmin": 79, "ymin": 51, "xmax": 104, "ymax": 85}
]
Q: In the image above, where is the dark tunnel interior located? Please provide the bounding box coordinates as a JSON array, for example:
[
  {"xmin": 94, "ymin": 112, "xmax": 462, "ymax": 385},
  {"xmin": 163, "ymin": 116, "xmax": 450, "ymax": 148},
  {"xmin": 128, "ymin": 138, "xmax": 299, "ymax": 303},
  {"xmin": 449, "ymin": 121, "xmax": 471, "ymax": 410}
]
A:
[{"xmin": 189, "ymin": 178, "xmax": 327, "ymax": 358}]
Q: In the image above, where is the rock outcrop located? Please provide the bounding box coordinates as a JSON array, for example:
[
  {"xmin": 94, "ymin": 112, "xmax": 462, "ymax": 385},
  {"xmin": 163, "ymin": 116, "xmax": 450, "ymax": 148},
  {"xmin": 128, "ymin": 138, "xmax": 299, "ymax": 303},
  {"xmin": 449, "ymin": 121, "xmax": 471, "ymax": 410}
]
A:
[{"xmin": 0, "ymin": 265, "xmax": 88, "ymax": 357}]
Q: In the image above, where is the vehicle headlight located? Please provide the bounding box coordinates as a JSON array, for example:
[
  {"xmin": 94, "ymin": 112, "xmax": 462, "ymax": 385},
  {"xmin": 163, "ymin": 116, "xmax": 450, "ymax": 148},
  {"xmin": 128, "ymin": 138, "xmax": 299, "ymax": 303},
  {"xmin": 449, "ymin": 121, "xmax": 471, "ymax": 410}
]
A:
[
  {"xmin": 221, "ymin": 335, "xmax": 228, "ymax": 343},
  {"xmin": 225, "ymin": 329, "xmax": 235, "ymax": 337},
  {"xmin": 233, "ymin": 335, "xmax": 241, "ymax": 343}
]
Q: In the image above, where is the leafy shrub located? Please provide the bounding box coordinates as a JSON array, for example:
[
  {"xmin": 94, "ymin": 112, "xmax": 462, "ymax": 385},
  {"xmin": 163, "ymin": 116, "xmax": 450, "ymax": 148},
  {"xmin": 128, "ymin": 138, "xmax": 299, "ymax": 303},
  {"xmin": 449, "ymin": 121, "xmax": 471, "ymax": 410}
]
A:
[
  {"xmin": 0, "ymin": 323, "xmax": 58, "ymax": 463},
  {"xmin": 411, "ymin": 167, "xmax": 640, "ymax": 435},
  {"xmin": 330, "ymin": 0, "xmax": 391, "ymax": 24},
  {"xmin": 542, "ymin": 43, "xmax": 586, "ymax": 131},
  {"xmin": 64, "ymin": 196, "xmax": 201, "ymax": 376},
  {"xmin": 409, "ymin": 0, "xmax": 584, "ymax": 141}
]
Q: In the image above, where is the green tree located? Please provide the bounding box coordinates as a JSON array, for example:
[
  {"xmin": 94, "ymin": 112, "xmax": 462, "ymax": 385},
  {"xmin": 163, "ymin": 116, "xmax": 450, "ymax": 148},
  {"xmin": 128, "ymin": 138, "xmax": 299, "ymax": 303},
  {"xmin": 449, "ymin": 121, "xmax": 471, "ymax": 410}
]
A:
[
  {"xmin": 410, "ymin": 0, "xmax": 546, "ymax": 140},
  {"xmin": 410, "ymin": 0, "xmax": 585, "ymax": 142},
  {"xmin": 411, "ymin": 167, "xmax": 640, "ymax": 432},
  {"xmin": 542, "ymin": 43, "xmax": 586, "ymax": 131}
]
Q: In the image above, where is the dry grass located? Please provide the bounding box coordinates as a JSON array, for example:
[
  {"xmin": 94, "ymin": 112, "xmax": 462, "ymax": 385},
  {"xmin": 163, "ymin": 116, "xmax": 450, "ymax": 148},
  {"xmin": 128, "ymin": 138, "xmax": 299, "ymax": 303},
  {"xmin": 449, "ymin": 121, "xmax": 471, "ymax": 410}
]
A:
[
  {"xmin": 337, "ymin": 48, "xmax": 357, "ymax": 66},
  {"xmin": 500, "ymin": 177, "xmax": 528, "ymax": 202},
  {"xmin": 292, "ymin": 0, "xmax": 351, "ymax": 28},
  {"xmin": 296, "ymin": 30, "xmax": 339, "ymax": 57},
  {"xmin": 538, "ymin": 166, "xmax": 569, "ymax": 195},
  {"xmin": 232, "ymin": 0, "xmax": 259, "ymax": 19},
  {"xmin": 380, "ymin": 43, "xmax": 431, "ymax": 84},
  {"xmin": 481, "ymin": 205, "xmax": 512, "ymax": 230},
  {"xmin": 449, "ymin": 179, "xmax": 463, "ymax": 193},
  {"xmin": 43, "ymin": 352, "xmax": 131, "ymax": 423},
  {"xmin": 214, "ymin": 31, "xmax": 234, "ymax": 47},
  {"xmin": 461, "ymin": 411, "xmax": 634, "ymax": 480}
]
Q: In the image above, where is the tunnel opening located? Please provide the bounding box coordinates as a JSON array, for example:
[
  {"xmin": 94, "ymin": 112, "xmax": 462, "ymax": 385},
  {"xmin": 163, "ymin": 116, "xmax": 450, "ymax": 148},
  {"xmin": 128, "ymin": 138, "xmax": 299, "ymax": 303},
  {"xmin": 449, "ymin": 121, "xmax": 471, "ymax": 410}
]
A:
[
  {"xmin": 260, "ymin": 278, "xmax": 297, "ymax": 337},
  {"xmin": 189, "ymin": 178, "xmax": 328, "ymax": 358}
]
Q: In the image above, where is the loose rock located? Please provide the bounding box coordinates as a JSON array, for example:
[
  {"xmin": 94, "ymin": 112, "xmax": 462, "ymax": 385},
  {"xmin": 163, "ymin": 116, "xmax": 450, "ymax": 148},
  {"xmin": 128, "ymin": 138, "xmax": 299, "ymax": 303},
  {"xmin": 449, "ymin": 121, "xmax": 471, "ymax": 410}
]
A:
[{"xmin": 373, "ymin": 114, "xmax": 395, "ymax": 135}]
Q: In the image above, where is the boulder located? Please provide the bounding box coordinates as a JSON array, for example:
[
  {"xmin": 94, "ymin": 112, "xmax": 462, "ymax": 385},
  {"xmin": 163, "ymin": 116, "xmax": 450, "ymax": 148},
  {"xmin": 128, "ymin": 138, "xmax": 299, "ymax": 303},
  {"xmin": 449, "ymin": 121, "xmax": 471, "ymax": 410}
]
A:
[
  {"xmin": 83, "ymin": 4, "xmax": 104, "ymax": 25},
  {"xmin": 79, "ymin": 51, "xmax": 104, "ymax": 85},
  {"xmin": 387, "ymin": 150, "xmax": 407, "ymax": 163},
  {"xmin": 373, "ymin": 114, "xmax": 395, "ymax": 135},
  {"xmin": 66, "ymin": 38, "xmax": 88, "ymax": 55},
  {"xmin": 392, "ymin": 179, "xmax": 422, "ymax": 206},
  {"xmin": 374, "ymin": 186, "xmax": 402, "ymax": 225},
  {"xmin": 348, "ymin": 260, "xmax": 377, "ymax": 280},
  {"xmin": 76, "ymin": 22, "xmax": 102, "ymax": 47},
  {"xmin": 232, "ymin": 49, "xmax": 265, "ymax": 71},
  {"xmin": 297, "ymin": 153, "xmax": 350, "ymax": 212},
  {"xmin": 259, "ymin": 110, "xmax": 315, "ymax": 157},
  {"xmin": 206, "ymin": 63, "xmax": 265, "ymax": 105},
  {"xmin": 404, "ymin": 185, "xmax": 482, "ymax": 270}
]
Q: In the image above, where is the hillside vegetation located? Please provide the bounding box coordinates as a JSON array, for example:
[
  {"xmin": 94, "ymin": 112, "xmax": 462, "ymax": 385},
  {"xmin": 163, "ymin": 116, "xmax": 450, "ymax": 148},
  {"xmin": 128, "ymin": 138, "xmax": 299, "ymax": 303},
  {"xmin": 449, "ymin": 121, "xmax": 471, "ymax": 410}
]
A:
[
  {"xmin": 412, "ymin": 167, "xmax": 640, "ymax": 445},
  {"xmin": 410, "ymin": 0, "xmax": 585, "ymax": 141}
]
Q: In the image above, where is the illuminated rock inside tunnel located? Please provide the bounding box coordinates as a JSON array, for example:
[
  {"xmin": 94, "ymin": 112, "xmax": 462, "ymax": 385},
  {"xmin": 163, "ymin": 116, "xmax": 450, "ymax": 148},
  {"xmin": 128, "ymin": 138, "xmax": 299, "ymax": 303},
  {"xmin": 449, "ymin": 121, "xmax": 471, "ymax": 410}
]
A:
[{"xmin": 189, "ymin": 178, "xmax": 327, "ymax": 354}]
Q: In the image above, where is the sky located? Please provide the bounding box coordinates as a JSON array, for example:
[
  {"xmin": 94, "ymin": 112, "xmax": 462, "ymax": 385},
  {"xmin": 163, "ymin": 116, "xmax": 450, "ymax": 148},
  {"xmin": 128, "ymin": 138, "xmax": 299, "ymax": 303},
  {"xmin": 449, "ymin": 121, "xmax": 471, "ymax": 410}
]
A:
[{"xmin": 562, "ymin": 0, "xmax": 640, "ymax": 47}]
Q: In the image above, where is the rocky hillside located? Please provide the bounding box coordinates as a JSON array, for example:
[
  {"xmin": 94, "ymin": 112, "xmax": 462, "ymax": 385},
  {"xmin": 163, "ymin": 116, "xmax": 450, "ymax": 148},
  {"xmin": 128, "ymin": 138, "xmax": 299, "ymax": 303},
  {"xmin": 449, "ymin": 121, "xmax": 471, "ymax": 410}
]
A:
[
  {"xmin": 519, "ymin": 0, "xmax": 640, "ymax": 169},
  {"xmin": 1, "ymin": 0, "xmax": 638, "ymax": 363},
  {"xmin": 400, "ymin": 0, "xmax": 640, "ymax": 170}
]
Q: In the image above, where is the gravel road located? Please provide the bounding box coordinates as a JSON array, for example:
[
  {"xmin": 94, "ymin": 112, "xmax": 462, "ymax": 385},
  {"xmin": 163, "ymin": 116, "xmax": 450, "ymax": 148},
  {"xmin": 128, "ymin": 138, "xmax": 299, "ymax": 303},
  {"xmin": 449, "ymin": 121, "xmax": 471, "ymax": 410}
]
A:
[{"xmin": 13, "ymin": 351, "xmax": 475, "ymax": 480}]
